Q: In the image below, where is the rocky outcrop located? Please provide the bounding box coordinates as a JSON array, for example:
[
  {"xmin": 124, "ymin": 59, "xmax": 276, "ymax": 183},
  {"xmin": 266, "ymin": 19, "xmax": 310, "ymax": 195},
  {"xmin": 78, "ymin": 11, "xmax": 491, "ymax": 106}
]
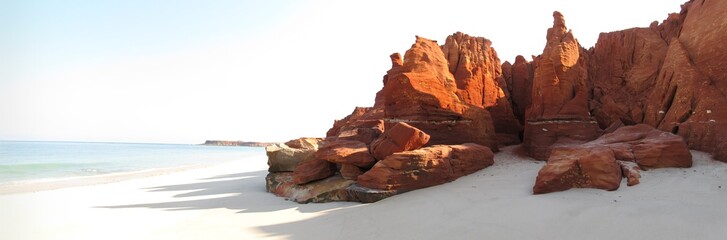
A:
[
  {"xmin": 442, "ymin": 32, "xmax": 522, "ymax": 145},
  {"xmin": 370, "ymin": 122, "xmax": 430, "ymax": 160},
  {"xmin": 523, "ymin": 11, "xmax": 601, "ymax": 160},
  {"xmin": 265, "ymin": 138, "xmax": 322, "ymax": 172},
  {"xmin": 533, "ymin": 124, "xmax": 691, "ymax": 194},
  {"xmin": 378, "ymin": 36, "xmax": 498, "ymax": 150},
  {"xmin": 358, "ymin": 143, "xmax": 494, "ymax": 191},
  {"xmin": 266, "ymin": 0, "xmax": 727, "ymax": 202}
]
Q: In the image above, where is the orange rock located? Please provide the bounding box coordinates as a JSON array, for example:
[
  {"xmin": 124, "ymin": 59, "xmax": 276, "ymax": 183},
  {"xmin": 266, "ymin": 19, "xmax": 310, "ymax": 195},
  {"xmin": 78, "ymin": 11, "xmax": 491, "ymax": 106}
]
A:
[
  {"xmin": 370, "ymin": 122, "xmax": 430, "ymax": 160},
  {"xmin": 292, "ymin": 158, "xmax": 336, "ymax": 185},
  {"xmin": 588, "ymin": 28, "xmax": 667, "ymax": 128},
  {"xmin": 314, "ymin": 140, "xmax": 376, "ymax": 168},
  {"xmin": 339, "ymin": 164, "xmax": 364, "ymax": 180},
  {"xmin": 374, "ymin": 36, "xmax": 500, "ymax": 150},
  {"xmin": 594, "ymin": 124, "xmax": 692, "ymax": 169},
  {"xmin": 358, "ymin": 143, "xmax": 494, "ymax": 191},
  {"xmin": 442, "ymin": 32, "xmax": 522, "ymax": 145}
]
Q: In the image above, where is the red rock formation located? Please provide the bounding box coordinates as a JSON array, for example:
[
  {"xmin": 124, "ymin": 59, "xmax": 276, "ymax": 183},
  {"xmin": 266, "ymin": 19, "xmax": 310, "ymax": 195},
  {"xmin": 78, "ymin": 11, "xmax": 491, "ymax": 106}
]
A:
[
  {"xmin": 643, "ymin": 0, "xmax": 727, "ymax": 161},
  {"xmin": 533, "ymin": 147, "xmax": 622, "ymax": 194},
  {"xmin": 358, "ymin": 143, "xmax": 494, "ymax": 191},
  {"xmin": 378, "ymin": 36, "xmax": 498, "ymax": 150},
  {"xmin": 523, "ymin": 11, "xmax": 601, "ymax": 160},
  {"xmin": 293, "ymin": 158, "xmax": 336, "ymax": 185},
  {"xmin": 586, "ymin": 0, "xmax": 727, "ymax": 161},
  {"xmin": 588, "ymin": 28, "xmax": 668, "ymax": 128},
  {"xmin": 441, "ymin": 32, "xmax": 522, "ymax": 145},
  {"xmin": 370, "ymin": 122, "xmax": 430, "ymax": 160},
  {"xmin": 314, "ymin": 140, "xmax": 376, "ymax": 168}
]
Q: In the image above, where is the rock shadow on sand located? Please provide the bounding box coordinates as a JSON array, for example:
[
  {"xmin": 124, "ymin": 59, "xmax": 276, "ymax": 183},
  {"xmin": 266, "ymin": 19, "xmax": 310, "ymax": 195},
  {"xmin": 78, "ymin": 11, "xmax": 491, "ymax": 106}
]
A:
[{"xmin": 98, "ymin": 170, "xmax": 356, "ymax": 213}]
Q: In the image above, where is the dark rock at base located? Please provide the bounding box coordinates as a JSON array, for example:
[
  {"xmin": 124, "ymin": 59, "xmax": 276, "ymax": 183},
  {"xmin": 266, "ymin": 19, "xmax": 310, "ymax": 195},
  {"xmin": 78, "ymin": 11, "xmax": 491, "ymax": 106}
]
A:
[
  {"xmin": 266, "ymin": 173, "xmax": 398, "ymax": 203},
  {"xmin": 266, "ymin": 173, "xmax": 355, "ymax": 203}
]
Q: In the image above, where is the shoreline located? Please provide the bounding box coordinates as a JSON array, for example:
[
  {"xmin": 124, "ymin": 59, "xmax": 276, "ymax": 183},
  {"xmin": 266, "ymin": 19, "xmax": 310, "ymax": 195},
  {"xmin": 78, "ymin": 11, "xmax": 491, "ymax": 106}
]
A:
[{"xmin": 0, "ymin": 160, "xmax": 240, "ymax": 195}]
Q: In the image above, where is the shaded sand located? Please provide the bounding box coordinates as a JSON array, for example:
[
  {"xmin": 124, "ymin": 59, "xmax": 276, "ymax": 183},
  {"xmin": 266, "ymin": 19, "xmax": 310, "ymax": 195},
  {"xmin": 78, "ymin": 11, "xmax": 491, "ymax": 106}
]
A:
[{"xmin": 2, "ymin": 145, "xmax": 727, "ymax": 239}]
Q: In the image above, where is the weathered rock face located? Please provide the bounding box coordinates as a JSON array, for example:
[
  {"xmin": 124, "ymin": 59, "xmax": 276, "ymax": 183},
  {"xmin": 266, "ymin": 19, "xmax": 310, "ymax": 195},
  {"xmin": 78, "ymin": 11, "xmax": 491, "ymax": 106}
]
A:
[
  {"xmin": 523, "ymin": 11, "xmax": 601, "ymax": 160},
  {"xmin": 266, "ymin": 138, "xmax": 322, "ymax": 172},
  {"xmin": 357, "ymin": 143, "xmax": 494, "ymax": 191},
  {"xmin": 378, "ymin": 36, "xmax": 498, "ymax": 150},
  {"xmin": 533, "ymin": 124, "xmax": 691, "ymax": 194},
  {"xmin": 588, "ymin": 28, "xmax": 668, "ymax": 129},
  {"xmin": 643, "ymin": 0, "xmax": 727, "ymax": 161},
  {"xmin": 587, "ymin": 0, "xmax": 727, "ymax": 161},
  {"xmin": 441, "ymin": 32, "xmax": 522, "ymax": 145},
  {"xmin": 527, "ymin": 11, "xmax": 591, "ymax": 120},
  {"xmin": 370, "ymin": 122, "xmax": 430, "ymax": 160}
]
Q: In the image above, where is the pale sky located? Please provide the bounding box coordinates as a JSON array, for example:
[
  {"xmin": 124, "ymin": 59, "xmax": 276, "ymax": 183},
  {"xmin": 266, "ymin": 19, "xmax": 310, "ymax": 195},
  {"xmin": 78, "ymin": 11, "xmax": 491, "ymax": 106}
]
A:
[{"xmin": 1, "ymin": 0, "xmax": 685, "ymax": 144}]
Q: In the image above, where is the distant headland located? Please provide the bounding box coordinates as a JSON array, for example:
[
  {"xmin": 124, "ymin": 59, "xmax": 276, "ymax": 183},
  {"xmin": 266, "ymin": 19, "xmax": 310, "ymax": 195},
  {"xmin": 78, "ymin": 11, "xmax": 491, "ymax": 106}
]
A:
[{"xmin": 202, "ymin": 140, "xmax": 275, "ymax": 147}]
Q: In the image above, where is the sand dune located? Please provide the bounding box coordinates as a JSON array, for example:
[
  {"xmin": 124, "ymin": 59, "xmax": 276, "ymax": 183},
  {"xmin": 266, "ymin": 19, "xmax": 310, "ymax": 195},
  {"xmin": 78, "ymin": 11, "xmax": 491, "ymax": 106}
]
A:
[{"xmin": 1, "ymin": 146, "xmax": 726, "ymax": 240}]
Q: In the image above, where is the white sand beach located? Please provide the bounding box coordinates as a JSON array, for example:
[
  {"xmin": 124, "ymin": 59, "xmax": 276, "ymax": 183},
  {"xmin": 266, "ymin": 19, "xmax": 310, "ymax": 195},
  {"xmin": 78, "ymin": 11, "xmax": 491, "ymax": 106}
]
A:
[{"xmin": 2, "ymin": 146, "xmax": 727, "ymax": 240}]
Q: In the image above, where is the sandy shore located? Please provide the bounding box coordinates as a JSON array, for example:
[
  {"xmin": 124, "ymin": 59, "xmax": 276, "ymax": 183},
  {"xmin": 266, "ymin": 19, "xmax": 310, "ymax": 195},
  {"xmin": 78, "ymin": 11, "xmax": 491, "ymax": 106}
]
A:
[{"xmin": 2, "ymin": 146, "xmax": 727, "ymax": 240}]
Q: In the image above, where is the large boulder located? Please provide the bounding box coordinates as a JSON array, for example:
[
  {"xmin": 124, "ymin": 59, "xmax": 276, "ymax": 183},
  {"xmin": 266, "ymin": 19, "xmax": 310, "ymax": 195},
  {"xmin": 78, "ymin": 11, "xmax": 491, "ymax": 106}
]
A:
[
  {"xmin": 533, "ymin": 124, "xmax": 692, "ymax": 194},
  {"xmin": 523, "ymin": 11, "xmax": 602, "ymax": 160},
  {"xmin": 370, "ymin": 122, "xmax": 430, "ymax": 160},
  {"xmin": 358, "ymin": 143, "xmax": 494, "ymax": 192},
  {"xmin": 533, "ymin": 147, "xmax": 622, "ymax": 194},
  {"xmin": 265, "ymin": 138, "xmax": 322, "ymax": 172},
  {"xmin": 584, "ymin": 124, "xmax": 692, "ymax": 169}
]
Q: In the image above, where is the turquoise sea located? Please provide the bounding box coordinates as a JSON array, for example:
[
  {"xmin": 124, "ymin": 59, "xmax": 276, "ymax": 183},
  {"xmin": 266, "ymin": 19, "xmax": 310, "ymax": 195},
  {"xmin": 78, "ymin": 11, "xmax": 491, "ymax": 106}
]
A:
[{"xmin": 0, "ymin": 141, "xmax": 266, "ymax": 183}]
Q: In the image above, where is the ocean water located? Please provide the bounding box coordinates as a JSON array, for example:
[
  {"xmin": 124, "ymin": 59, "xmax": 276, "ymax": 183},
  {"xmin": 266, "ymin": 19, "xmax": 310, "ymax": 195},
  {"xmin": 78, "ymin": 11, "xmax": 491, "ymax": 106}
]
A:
[{"xmin": 0, "ymin": 141, "xmax": 266, "ymax": 183}]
